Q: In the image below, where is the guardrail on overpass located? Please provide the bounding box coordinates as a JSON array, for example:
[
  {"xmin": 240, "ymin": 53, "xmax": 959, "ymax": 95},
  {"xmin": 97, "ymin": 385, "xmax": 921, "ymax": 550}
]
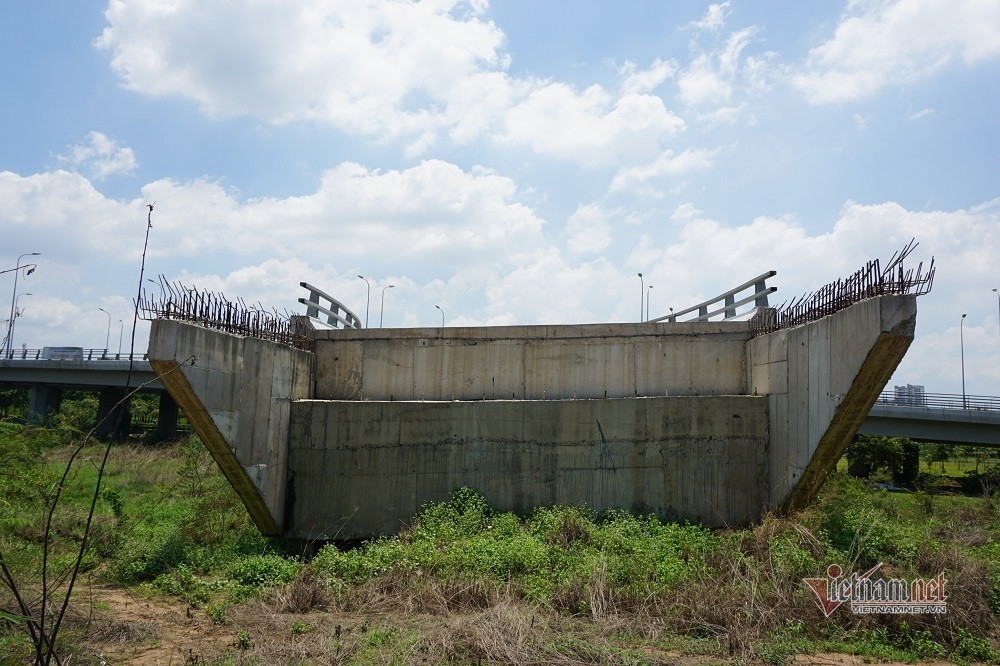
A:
[
  {"xmin": 3, "ymin": 348, "xmax": 149, "ymax": 361},
  {"xmin": 873, "ymin": 391, "xmax": 1000, "ymax": 411},
  {"xmin": 861, "ymin": 391, "xmax": 1000, "ymax": 446}
]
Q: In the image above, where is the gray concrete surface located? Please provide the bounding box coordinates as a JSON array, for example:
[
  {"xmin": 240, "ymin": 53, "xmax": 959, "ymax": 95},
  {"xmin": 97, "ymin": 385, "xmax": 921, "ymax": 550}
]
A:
[
  {"xmin": 287, "ymin": 396, "xmax": 768, "ymax": 539},
  {"xmin": 860, "ymin": 404, "xmax": 1000, "ymax": 446},
  {"xmin": 148, "ymin": 293, "xmax": 917, "ymax": 538},
  {"xmin": 314, "ymin": 321, "xmax": 750, "ymax": 401},
  {"xmin": 149, "ymin": 320, "xmax": 313, "ymax": 534},
  {"xmin": 747, "ymin": 295, "xmax": 916, "ymax": 511}
]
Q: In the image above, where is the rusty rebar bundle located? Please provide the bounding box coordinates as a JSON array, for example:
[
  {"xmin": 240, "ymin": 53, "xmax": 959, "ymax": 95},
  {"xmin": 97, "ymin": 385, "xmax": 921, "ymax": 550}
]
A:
[
  {"xmin": 138, "ymin": 275, "xmax": 314, "ymax": 351},
  {"xmin": 749, "ymin": 239, "xmax": 934, "ymax": 337}
]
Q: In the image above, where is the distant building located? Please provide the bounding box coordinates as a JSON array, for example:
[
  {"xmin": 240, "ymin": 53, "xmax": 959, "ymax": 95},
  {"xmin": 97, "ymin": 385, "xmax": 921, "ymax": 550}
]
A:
[{"xmin": 894, "ymin": 383, "xmax": 926, "ymax": 407}]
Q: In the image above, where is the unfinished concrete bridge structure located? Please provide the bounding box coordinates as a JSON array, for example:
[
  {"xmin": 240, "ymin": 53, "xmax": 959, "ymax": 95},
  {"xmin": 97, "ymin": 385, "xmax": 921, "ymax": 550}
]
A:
[{"xmin": 144, "ymin": 245, "xmax": 934, "ymax": 540}]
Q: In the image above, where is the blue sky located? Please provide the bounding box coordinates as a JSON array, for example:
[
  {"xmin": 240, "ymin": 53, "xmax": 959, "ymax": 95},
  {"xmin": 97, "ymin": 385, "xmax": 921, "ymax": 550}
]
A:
[{"xmin": 1, "ymin": 0, "xmax": 997, "ymax": 395}]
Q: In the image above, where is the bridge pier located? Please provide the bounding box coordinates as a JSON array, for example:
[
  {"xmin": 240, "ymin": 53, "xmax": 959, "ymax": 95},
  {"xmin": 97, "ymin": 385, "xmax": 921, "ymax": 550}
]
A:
[
  {"xmin": 28, "ymin": 385, "xmax": 62, "ymax": 423},
  {"xmin": 96, "ymin": 387, "xmax": 131, "ymax": 441},
  {"xmin": 155, "ymin": 391, "xmax": 179, "ymax": 441}
]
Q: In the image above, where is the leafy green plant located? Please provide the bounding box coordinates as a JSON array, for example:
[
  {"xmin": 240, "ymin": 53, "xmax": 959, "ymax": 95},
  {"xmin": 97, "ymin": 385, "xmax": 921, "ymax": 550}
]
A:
[
  {"xmin": 206, "ymin": 601, "xmax": 229, "ymax": 625},
  {"xmin": 952, "ymin": 627, "xmax": 1000, "ymax": 665},
  {"xmin": 229, "ymin": 554, "xmax": 300, "ymax": 588}
]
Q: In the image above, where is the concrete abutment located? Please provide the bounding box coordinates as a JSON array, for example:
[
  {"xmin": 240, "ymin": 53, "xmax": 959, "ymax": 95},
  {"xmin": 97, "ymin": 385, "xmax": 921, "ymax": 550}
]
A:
[{"xmin": 148, "ymin": 294, "xmax": 916, "ymax": 538}]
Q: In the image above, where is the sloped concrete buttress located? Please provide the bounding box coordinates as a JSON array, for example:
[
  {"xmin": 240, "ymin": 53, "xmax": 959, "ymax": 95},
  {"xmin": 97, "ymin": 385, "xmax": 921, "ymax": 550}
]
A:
[
  {"xmin": 148, "ymin": 319, "xmax": 314, "ymax": 535},
  {"xmin": 747, "ymin": 295, "xmax": 917, "ymax": 512}
]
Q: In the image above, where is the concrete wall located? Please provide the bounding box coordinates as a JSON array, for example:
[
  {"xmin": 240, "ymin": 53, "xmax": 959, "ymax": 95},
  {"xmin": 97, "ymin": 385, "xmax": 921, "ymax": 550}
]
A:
[
  {"xmin": 145, "ymin": 294, "xmax": 916, "ymax": 539},
  {"xmin": 286, "ymin": 395, "xmax": 768, "ymax": 540},
  {"xmin": 314, "ymin": 322, "xmax": 751, "ymax": 402},
  {"xmin": 747, "ymin": 295, "xmax": 916, "ymax": 511},
  {"xmin": 149, "ymin": 320, "xmax": 313, "ymax": 535}
]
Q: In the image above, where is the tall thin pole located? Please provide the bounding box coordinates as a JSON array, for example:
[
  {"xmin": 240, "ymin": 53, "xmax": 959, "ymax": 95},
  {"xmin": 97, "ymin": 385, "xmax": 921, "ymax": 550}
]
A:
[
  {"xmin": 646, "ymin": 285, "xmax": 654, "ymax": 322},
  {"xmin": 380, "ymin": 285, "xmax": 394, "ymax": 328},
  {"xmin": 117, "ymin": 320, "xmax": 123, "ymax": 357},
  {"xmin": 435, "ymin": 304, "xmax": 444, "ymax": 328},
  {"xmin": 638, "ymin": 273, "xmax": 644, "ymax": 322},
  {"xmin": 960, "ymin": 313, "xmax": 967, "ymax": 409},
  {"xmin": 98, "ymin": 308, "xmax": 111, "ymax": 355},
  {"xmin": 358, "ymin": 275, "xmax": 371, "ymax": 328},
  {"xmin": 993, "ymin": 288, "xmax": 999, "ymax": 353},
  {"xmin": 148, "ymin": 278, "xmax": 165, "ymax": 299},
  {"xmin": 5, "ymin": 252, "xmax": 39, "ymax": 358},
  {"xmin": 45, "ymin": 203, "xmax": 155, "ymax": 659},
  {"xmin": 9, "ymin": 293, "xmax": 31, "ymax": 353}
]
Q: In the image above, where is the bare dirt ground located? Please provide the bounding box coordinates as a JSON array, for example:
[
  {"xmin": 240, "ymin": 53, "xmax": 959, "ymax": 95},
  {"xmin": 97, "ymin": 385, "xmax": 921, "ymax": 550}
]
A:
[
  {"xmin": 73, "ymin": 584, "xmax": 977, "ymax": 666},
  {"xmin": 76, "ymin": 585, "xmax": 232, "ymax": 665},
  {"xmin": 76, "ymin": 583, "xmax": 719, "ymax": 665},
  {"xmin": 794, "ymin": 655, "xmax": 953, "ymax": 666}
]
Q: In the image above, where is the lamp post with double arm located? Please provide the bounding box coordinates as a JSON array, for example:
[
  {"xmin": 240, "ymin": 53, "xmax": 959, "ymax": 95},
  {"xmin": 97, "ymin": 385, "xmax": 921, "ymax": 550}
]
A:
[{"xmin": 5, "ymin": 252, "xmax": 39, "ymax": 358}]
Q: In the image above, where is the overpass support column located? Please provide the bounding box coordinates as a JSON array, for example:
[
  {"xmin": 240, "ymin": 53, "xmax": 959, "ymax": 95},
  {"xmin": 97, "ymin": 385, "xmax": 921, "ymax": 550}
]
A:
[
  {"xmin": 28, "ymin": 385, "xmax": 62, "ymax": 423},
  {"xmin": 96, "ymin": 387, "xmax": 131, "ymax": 441},
  {"xmin": 155, "ymin": 391, "xmax": 179, "ymax": 442},
  {"xmin": 898, "ymin": 441, "xmax": 920, "ymax": 488}
]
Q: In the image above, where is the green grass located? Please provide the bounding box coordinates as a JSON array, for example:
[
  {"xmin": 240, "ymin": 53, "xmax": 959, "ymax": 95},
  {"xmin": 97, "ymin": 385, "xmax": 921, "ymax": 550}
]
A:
[
  {"xmin": 2, "ymin": 416, "xmax": 1000, "ymax": 664},
  {"xmin": 0, "ymin": 422, "xmax": 295, "ymax": 663}
]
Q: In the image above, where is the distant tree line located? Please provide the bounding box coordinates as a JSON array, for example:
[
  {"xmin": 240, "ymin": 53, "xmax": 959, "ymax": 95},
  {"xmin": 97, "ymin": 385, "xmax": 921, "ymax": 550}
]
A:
[{"xmin": 846, "ymin": 434, "xmax": 1000, "ymax": 494}]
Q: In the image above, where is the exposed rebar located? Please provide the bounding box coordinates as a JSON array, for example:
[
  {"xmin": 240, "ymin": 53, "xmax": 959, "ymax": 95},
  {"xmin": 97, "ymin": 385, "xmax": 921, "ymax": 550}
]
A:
[
  {"xmin": 138, "ymin": 276, "xmax": 314, "ymax": 351},
  {"xmin": 749, "ymin": 239, "xmax": 934, "ymax": 337}
]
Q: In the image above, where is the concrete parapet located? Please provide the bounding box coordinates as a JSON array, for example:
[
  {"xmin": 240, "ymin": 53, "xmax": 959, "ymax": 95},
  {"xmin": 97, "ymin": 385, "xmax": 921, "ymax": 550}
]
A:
[
  {"xmin": 286, "ymin": 395, "xmax": 768, "ymax": 540},
  {"xmin": 148, "ymin": 319, "xmax": 313, "ymax": 535},
  {"xmin": 314, "ymin": 321, "xmax": 751, "ymax": 402}
]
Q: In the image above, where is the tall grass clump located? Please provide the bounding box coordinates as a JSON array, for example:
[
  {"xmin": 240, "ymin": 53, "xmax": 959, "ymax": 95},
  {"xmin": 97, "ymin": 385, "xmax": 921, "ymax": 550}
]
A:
[
  {"xmin": 314, "ymin": 487, "xmax": 721, "ymax": 616},
  {"xmin": 307, "ymin": 481, "xmax": 1000, "ymax": 663}
]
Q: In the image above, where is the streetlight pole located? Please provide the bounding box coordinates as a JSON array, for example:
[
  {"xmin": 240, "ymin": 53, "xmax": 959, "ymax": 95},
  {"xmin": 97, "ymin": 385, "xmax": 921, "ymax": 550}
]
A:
[
  {"xmin": 380, "ymin": 285, "xmax": 395, "ymax": 328},
  {"xmin": 435, "ymin": 304, "xmax": 444, "ymax": 328},
  {"xmin": 960, "ymin": 313, "xmax": 967, "ymax": 409},
  {"xmin": 5, "ymin": 251, "xmax": 39, "ymax": 358},
  {"xmin": 646, "ymin": 285, "xmax": 654, "ymax": 322},
  {"xmin": 357, "ymin": 275, "xmax": 371, "ymax": 328},
  {"xmin": 98, "ymin": 308, "xmax": 111, "ymax": 355},
  {"xmin": 118, "ymin": 319, "xmax": 124, "ymax": 358},
  {"xmin": 993, "ymin": 288, "xmax": 999, "ymax": 351},
  {"xmin": 9, "ymin": 293, "xmax": 31, "ymax": 354},
  {"xmin": 147, "ymin": 278, "xmax": 165, "ymax": 299},
  {"xmin": 638, "ymin": 273, "xmax": 643, "ymax": 322}
]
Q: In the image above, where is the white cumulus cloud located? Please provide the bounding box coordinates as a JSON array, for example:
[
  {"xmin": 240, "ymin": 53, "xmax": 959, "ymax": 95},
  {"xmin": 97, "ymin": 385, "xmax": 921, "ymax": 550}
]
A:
[
  {"xmin": 794, "ymin": 0, "xmax": 1000, "ymax": 104},
  {"xmin": 57, "ymin": 131, "xmax": 137, "ymax": 180},
  {"xmin": 95, "ymin": 0, "xmax": 510, "ymax": 145},
  {"xmin": 691, "ymin": 2, "xmax": 732, "ymax": 31},
  {"xmin": 609, "ymin": 147, "xmax": 719, "ymax": 193},
  {"xmin": 501, "ymin": 83, "xmax": 685, "ymax": 166}
]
